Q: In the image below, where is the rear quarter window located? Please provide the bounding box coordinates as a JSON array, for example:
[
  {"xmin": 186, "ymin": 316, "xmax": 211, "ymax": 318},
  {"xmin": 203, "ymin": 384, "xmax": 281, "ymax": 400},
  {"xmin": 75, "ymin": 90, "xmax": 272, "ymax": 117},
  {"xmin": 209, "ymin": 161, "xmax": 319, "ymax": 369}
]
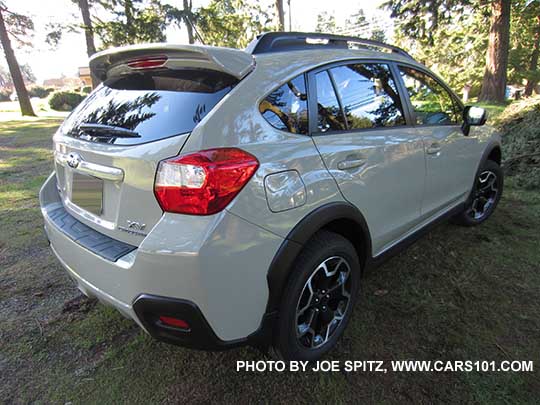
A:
[
  {"xmin": 259, "ymin": 75, "xmax": 309, "ymax": 135},
  {"xmin": 61, "ymin": 69, "xmax": 238, "ymax": 145}
]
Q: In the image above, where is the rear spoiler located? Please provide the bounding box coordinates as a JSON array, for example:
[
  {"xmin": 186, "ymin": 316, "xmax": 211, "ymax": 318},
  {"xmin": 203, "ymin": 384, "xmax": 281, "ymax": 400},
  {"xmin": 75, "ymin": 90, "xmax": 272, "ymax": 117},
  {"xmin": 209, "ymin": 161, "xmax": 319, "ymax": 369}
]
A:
[{"xmin": 89, "ymin": 43, "xmax": 255, "ymax": 81}]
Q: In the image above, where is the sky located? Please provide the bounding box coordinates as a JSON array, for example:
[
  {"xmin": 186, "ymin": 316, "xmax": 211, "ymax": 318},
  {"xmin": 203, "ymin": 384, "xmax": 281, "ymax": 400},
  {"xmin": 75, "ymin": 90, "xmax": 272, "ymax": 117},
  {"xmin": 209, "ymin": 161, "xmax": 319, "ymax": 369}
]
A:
[{"xmin": 4, "ymin": 0, "xmax": 390, "ymax": 83}]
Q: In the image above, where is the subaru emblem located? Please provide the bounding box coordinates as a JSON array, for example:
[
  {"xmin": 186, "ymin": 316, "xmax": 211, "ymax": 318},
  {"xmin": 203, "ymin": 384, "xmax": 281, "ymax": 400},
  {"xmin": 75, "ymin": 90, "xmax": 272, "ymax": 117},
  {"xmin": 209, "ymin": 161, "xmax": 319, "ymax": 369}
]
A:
[{"xmin": 67, "ymin": 152, "xmax": 81, "ymax": 169}]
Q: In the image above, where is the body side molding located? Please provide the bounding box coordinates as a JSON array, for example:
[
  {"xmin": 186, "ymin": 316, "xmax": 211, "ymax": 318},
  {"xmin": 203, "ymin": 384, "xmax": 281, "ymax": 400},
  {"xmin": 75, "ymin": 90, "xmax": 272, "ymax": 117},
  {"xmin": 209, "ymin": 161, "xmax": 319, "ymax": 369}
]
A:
[{"xmin": 368, "ymin": 203, "xmax": 465, "ymax": 269}]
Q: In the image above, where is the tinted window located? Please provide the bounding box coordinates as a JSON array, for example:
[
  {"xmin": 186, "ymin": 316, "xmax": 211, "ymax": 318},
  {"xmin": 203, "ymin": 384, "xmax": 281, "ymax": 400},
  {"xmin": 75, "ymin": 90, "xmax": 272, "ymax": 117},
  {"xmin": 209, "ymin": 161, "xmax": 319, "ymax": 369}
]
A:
[
  {"xmin": 330, "ymin": 64, "xmax": 405, "ymax": 129},
  {"xmin": 259, "ymin": 75, "xmax": 308, "ymax": 134},
  {"xmin": 399, "ymin": 66, "xmax": 461, "ymax": 125},
  {"xmin": 61, "ymin": 69, "xmax": 237, "ymax": 145},
  {"xmin": 315, "ymin": 71, "xmax": 347, "ymax": 132}
]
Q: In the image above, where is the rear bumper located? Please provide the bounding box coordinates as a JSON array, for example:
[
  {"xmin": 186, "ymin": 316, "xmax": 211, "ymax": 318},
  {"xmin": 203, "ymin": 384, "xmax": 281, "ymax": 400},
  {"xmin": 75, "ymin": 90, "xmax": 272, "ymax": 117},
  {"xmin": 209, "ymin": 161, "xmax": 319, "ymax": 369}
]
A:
[
  {"xmin": 40, "ymin": 173, "xmax": 283, "ymax": 348},
  {"xmin": 48, "ymin": 239, "xmax": 140, "ymax": 323},
  {"xmin": 133, "ymin": 294, "xmax": 249, "ymax": 350}
]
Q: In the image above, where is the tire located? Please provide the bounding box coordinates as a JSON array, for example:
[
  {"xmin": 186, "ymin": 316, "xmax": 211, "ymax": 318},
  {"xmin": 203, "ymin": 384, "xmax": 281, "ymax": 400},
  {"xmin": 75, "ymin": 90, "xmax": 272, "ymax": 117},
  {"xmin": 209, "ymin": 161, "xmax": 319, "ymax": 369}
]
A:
[
  {"xmin": 453, "ymin": 159, "xmax": 503, "ymax": 226},
  {"xmin": 271, "ymin": 230, "xmax": 361, "ymax": 361}
]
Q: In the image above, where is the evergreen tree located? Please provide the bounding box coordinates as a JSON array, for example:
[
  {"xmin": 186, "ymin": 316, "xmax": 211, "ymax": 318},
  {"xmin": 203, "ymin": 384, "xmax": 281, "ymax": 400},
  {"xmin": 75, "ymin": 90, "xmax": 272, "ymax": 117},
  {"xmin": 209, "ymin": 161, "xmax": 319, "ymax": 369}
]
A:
[
  {"xmin": 196, "ymin": 0, "xmax": 276, "ymax": 48},
  {"xmin": 315, "ymin": 11, "xmax": 337, "ymax": 33},
  {"xmin": 509, "ymin": 0, "xmax": 540, "ymax": 96},
  {"xmin": 93, "ymin": 0, "xmax": 171, "ymax": 47},
  {"xmin": 383, "ymin": 0, "xmax": 513, "ymax": 102},
  {"xmin": 479, "ymin": 0, "xmax": 511, "ymax": 103}
]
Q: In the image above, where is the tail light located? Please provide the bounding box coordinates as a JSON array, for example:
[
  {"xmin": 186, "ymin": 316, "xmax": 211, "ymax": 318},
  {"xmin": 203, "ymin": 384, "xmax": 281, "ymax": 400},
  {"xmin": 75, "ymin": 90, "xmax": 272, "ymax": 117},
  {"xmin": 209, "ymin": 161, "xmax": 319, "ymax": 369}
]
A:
[{"xmin": 154, "ymin": 148, "xmax": 259, "ymax": 215}]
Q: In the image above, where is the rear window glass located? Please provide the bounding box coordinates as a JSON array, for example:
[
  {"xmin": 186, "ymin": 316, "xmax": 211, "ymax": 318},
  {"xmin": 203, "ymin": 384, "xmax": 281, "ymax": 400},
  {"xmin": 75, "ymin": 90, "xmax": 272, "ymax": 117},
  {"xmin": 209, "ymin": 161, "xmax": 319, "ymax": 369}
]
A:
[
  {"xmin": 329, "ymin": 64, "xmax": 405, "ymax": 129},
  {"xmin": 61, "ymin": 69, "xmax": 237, "ymax": 145}
]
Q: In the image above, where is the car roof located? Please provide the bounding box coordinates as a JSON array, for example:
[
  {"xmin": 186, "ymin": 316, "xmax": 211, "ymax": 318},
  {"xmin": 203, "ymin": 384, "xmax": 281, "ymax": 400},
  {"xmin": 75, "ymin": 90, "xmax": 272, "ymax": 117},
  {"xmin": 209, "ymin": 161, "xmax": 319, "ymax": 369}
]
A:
[
  {"xmin": 245, "ymin": 32, "xmax": 431, "ymax": 84},
  {"xmin": 255, "ymin": 47, "xmax": 416, "ymax": 64},
  {"xmin": 252, "ymin": 47, "xmax": 423, "ymax": 79},
  {"xmin": 247, "ymin": 32, "xmax": 413, "ymax": 57}
]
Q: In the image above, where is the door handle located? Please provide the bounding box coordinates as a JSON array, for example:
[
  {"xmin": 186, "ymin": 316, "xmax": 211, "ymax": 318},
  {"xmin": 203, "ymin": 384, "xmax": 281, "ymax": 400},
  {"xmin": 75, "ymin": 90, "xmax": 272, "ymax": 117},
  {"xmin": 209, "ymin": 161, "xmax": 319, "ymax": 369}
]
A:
[
  {"xmin": 337, "ymin": 158, "xmax": 366, "ymax": 170},
  {"xmin": 426, "ymin": 143, "xmax": 442, "ymax": 155}
]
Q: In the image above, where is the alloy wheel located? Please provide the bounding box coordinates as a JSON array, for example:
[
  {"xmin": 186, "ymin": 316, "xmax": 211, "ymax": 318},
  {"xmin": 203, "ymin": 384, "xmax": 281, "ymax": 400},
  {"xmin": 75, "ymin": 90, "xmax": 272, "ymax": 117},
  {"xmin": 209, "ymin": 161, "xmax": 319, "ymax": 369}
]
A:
[
  {"xmin": 468, "ymin": 170, "xmax": 499, "ymax": 221},
  {"xmin": 295, "ymin": 256, "xmax": 352, "ymax": 349}
]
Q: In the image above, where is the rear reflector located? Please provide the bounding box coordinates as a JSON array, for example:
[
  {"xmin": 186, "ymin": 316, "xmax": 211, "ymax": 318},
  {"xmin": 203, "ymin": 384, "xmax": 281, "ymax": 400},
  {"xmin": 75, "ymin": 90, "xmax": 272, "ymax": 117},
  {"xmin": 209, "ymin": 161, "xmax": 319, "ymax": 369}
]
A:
[
  {"xmin": 126, "ymin": 55, "xmax": 168, "ymax": 69},
  {"xmin": 154, "ymin": 148, "xmax": 259, "ymax": 215},
  {"xmin": 158, "ymin": 316, "xmax": 190, "ymax": 330}
]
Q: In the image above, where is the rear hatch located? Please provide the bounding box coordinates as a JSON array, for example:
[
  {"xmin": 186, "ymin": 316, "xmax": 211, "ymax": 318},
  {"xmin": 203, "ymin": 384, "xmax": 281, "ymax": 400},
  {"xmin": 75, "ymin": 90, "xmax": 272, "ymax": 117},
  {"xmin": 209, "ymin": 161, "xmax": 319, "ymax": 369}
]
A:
[{"xmin": 53, "ymin": 44, "xmax": 254, "ymax": 246}]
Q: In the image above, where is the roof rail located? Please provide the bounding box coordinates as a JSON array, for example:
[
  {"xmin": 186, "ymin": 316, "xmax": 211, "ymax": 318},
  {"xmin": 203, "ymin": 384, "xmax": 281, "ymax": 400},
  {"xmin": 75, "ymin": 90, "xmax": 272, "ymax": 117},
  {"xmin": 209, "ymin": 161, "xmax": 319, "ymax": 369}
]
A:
[{"xmin": 246, "ymin": 31, "xmax": 413, "ymax": 59}]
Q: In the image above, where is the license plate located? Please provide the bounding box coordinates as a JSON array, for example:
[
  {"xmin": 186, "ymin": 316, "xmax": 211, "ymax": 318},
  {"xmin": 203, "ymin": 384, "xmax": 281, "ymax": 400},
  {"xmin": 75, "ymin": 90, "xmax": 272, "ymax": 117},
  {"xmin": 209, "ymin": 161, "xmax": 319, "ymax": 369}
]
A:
[{"xmin": 71, "ymin": 172, "xmax": 103, "ymax": 215}]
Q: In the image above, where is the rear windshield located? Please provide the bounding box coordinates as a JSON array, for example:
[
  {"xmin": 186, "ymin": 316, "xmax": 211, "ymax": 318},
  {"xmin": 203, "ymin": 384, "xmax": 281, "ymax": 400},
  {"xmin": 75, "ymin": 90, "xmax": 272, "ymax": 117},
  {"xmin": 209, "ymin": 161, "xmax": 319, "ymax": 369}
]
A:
[{"xmin": 60, "ymin": 69, "xmax": 238, "ymax": 145}]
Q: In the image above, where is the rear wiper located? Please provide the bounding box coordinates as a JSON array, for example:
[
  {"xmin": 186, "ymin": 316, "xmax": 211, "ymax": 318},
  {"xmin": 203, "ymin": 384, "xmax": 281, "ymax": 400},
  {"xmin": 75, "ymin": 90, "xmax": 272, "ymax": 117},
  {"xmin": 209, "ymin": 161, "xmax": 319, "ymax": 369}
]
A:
[{"xmin": 79, "ymin": 123, "xmax": 141, "ymax": 138}]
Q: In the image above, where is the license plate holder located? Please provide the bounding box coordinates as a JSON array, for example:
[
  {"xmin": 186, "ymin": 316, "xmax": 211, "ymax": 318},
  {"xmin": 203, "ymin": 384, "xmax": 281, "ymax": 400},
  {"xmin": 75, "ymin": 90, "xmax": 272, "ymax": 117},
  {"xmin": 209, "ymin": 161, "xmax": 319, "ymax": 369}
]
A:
[{"xmin": 71, "ymin": 172, "xmax": 103, "ymax": 215}]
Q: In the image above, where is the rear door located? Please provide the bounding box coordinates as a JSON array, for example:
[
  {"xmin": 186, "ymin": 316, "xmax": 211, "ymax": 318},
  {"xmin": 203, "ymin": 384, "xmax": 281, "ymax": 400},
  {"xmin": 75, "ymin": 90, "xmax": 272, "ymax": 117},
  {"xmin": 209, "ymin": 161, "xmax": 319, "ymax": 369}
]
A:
[
  {"xmin": 309, "ymin": 61, "xmax": 426, "ymax": 255},
  {"xmin": 54, "ymin": 67, "xmax": 239, "ymax": 246},
  {"xmin": 396, "ymin": 65, "xmax": 478, "ymax": 217}
]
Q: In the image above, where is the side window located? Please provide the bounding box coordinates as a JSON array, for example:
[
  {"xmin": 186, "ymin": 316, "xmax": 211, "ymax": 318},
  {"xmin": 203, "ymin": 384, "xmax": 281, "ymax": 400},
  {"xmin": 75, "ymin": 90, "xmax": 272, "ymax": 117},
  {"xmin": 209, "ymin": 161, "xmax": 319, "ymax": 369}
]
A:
[
  {"xmin": 259, "ymin": 75, "xmax": 308, "ymax": 134},
  {"xmin": 398, "ymin": 66, "xmax": 461, "ymax": 125},
  {"xmin": 315, "ymin": 71, "xmax": 347, "ymax": 132},
  {"xmin": 329, "ymin": 64, "xmax": 406, "ymax": 129}
]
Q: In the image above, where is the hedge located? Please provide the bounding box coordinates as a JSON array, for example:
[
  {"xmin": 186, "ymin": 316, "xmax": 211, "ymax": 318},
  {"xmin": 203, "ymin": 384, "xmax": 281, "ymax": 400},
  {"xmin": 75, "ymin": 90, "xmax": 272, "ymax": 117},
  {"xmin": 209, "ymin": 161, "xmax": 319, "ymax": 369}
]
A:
[{"xmin": 49, "ymin": 91, "xmax": 84, "ymax": 111}]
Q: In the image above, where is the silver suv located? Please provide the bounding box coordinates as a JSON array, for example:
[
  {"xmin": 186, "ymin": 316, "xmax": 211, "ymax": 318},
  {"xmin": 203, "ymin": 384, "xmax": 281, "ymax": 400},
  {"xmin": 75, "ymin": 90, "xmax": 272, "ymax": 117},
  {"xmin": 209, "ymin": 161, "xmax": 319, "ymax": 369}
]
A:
[{"xmin": 40, "ymin": 32, "xmax": 503, "ymax": 360}]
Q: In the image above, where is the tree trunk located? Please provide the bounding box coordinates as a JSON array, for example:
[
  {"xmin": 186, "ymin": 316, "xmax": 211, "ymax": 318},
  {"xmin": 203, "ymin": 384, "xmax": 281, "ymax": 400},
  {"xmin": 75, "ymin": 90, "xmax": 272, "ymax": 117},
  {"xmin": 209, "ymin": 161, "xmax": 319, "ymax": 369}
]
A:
[
  {"xmin": 525, "ymin": 15, "xmax": 540, "ymax": 97},
  {"xmin": 78, "ymin": 0, "xmax": 99, "ymax": 88},
  {"xmin": 276, "ymin": 0, "xmax": 285, "ymax": 31},
  {"xmin": 478, "ymin": 0, "xmax": 511, "ymax": 103},
  {"xmin": 124, "ymin": 0, "xmax": 135, "ymax": 41},
  {"xmin": 183, "ymin": 0, "xmax": 194, "ymax": 44},
  {"xmin": 0, "ymin": 8, "xmax": 35, "ymax": 116},
  {"xmin": 287, "ymin": 0, "xmax": 292, "ymax": 31}
]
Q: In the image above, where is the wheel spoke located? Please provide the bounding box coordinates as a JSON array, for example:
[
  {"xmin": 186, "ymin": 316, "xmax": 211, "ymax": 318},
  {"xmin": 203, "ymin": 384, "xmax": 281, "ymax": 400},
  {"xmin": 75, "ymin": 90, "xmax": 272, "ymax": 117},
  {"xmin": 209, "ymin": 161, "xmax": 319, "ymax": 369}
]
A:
[
  {"xmin": 315, "ymin": 307, "xmax": 346, "ymax": 348},
  {"xmin": 296, "ymin": 275, "xmax": 315, "ymax": 317},
  {"xmin": 319, "ymin": 259, "xmax": 337, "ymax": 277},
  {"xmin": 323, "ymin": 322, "xmax": 332, "ymax": 344},
  {"xmin": 297, "ymin": 308, "xmax": 318, "ymax": 338},
  {"xmin": 479, "ymin": 172, "xmax": 496, "ymax": 192},
  {"xmin": 335, "ymin": 302, "xmax": 346, "ymax": 320},
  {"xmin": 328, "ymin": 269, "xmax": 349, "ymax": 294}
]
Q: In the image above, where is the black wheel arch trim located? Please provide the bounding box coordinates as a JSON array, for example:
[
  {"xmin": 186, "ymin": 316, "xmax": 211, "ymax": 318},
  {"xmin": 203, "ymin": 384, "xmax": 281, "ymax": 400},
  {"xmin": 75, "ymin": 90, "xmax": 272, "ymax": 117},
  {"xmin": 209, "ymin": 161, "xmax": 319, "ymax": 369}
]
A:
[
  {"xmin": 468, "ymin": 141, "xmax": 502, "ymax": 202},
  {"xmin": 481, "ymin": 141, "xmax": 502, "ymax": 166},
  {"xmin": 265, "ymin": 202, "xmax": 372, "ymax": 314}
]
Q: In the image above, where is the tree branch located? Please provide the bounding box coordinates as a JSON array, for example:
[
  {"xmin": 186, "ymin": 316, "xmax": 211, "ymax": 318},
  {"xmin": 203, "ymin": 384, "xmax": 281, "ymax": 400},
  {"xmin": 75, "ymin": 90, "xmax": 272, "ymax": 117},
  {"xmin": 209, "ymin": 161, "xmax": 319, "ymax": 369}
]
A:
[
  {"xmin": 6, "ymin": 28, "xmax": 31, "ymax": 46},
  {"xmin": 504, "ymin": 152, "xmax": 540, "ymax": 164}
]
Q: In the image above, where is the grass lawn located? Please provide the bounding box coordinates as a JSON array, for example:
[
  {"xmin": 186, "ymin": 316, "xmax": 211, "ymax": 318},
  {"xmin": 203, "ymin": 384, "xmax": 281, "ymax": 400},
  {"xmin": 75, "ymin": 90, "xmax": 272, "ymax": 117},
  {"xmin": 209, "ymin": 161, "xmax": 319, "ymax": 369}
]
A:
[
  {"xmin": 0, "ymin": 100, "xmax": 70, "ymax": 122},
  {"xmin": 1, "ymin": 115, "xmax": 539, "ymax": 403}
]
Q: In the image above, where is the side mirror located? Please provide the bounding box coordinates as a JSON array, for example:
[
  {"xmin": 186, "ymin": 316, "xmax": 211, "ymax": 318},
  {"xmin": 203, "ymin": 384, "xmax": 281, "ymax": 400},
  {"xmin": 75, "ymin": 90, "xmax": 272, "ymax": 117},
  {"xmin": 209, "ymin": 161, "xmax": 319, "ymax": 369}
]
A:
[{"xmin": 462, "ymin": 106, "xmax": 487, "ymax": 136}]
